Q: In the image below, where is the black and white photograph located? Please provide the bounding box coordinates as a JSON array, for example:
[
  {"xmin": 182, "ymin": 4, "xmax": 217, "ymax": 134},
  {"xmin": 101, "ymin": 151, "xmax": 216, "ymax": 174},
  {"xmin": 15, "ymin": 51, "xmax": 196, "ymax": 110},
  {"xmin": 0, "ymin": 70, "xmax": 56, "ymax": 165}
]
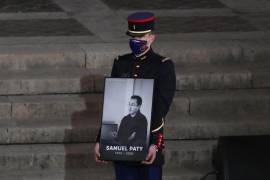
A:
[{"xmin": 100, "ymin": 78, "xmax": 154, "ymax": 161}]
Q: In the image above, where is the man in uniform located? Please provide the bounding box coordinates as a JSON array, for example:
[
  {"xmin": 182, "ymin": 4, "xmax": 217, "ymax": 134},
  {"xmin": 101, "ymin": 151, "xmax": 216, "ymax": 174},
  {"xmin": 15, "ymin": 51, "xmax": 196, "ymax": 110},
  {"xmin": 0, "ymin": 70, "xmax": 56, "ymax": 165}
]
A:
[{"xmin": 94, "ymin": 11, "xmax": 176, "ymax": 180}]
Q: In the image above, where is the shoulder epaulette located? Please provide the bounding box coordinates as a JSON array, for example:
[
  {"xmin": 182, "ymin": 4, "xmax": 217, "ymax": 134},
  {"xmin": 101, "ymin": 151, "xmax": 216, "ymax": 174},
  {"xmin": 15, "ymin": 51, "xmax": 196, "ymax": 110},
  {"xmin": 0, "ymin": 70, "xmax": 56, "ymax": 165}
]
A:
[{"xmin": 162, "ymin": 57, "xmax": 170, "ymax": 63}]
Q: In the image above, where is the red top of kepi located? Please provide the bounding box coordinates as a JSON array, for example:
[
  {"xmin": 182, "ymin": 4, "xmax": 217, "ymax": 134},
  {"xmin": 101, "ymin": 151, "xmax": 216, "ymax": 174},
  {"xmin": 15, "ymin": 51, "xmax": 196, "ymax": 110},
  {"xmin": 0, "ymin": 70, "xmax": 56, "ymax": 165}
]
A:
[{"xmin": 127, "ymin": 12, "xmax": 155, "ymax": 37}]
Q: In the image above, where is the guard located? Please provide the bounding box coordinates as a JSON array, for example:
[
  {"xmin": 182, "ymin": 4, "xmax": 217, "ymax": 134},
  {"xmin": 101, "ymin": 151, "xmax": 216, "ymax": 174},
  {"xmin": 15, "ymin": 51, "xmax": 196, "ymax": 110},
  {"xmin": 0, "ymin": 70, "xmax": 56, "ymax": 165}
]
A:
[{"xmin": 94, "ymin": 11, "xmax": 176, "ymax": 180}]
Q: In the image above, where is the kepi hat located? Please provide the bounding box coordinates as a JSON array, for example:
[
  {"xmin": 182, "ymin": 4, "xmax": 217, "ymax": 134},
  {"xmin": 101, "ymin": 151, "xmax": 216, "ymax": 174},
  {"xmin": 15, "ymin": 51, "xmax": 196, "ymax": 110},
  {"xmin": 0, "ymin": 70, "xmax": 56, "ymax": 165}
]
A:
[{"xmin": 127, "ymin": 12, "xmax": 155, "ymax": 37}]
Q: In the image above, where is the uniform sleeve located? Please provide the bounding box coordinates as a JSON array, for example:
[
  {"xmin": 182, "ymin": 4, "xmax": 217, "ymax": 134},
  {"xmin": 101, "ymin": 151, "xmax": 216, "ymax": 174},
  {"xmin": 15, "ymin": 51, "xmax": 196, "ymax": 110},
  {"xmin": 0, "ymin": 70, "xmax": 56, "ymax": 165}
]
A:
[
  {"xmin": 157, "ymin": 60, "xmax": 176, "ymax": 117},
  {"xmin": 111, "ymin": 57, "xmax": 119, "ymax": 77},
  {"xmin": 95, "ymin": 57, "xmax": 119, "ymax": 143},
  {"xmin": 150, "ymin": 59, "xmax": 176, "ymax": 149},
  {"xmin": 95, "ymin": 128, "xmax": 101, "ymax": 143}
]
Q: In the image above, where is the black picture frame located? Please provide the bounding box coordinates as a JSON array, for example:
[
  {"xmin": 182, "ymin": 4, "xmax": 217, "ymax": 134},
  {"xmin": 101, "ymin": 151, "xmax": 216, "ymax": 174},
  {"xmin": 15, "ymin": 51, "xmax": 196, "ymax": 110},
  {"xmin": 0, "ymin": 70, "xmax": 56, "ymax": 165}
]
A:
[{"xmin": 100, "ymin": 78, "xmax": 154, "ymax": 162}]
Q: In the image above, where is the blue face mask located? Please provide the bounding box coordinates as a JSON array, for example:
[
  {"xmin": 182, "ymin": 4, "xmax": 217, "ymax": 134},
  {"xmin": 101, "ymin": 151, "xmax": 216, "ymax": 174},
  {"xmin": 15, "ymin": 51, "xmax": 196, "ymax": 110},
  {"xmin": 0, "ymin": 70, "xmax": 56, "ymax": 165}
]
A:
[{"xmin": 129, "ymin": 39, "xmax": 148, "ymax": 56}]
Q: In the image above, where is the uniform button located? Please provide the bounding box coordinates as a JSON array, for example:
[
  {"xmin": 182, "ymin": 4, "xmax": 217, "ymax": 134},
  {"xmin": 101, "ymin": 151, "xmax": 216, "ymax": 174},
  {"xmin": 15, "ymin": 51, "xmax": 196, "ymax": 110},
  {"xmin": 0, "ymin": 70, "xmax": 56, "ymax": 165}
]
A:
[
  {"xmin": 134, "ymin": 74, "xmax": 138, "ymax": 77},
  {"xmin": 136, "ymin": 65, "xmax": 140, "ymax": 68}
]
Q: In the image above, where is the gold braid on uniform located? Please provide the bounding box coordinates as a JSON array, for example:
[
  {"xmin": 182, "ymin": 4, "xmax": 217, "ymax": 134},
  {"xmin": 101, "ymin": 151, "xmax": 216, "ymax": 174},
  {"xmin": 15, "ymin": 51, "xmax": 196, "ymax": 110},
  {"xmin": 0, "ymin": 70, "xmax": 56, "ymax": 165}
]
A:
[
  {"xmin": 162, "ymin": 57, "xmax": 170, "ymax": 63},
  {"xmin": 151, "ymin": 118, "xmax": 164, "ymax": 133}
]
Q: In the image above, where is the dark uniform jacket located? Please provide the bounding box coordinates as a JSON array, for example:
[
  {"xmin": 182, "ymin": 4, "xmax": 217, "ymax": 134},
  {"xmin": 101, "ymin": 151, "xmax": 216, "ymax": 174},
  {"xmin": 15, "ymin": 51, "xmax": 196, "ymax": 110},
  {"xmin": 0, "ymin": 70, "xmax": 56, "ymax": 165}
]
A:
[{"xmin": 97, "ymin": 48, "xmax": 176, "ymax": 165}]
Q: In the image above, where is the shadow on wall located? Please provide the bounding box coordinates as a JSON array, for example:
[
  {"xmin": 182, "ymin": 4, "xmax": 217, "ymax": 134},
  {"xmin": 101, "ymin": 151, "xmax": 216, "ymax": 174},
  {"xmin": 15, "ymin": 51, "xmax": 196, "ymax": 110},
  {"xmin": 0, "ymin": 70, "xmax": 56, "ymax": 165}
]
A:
[{"xmin": 63, "ymin": 74, "xmax": 114, "ymax": 179}]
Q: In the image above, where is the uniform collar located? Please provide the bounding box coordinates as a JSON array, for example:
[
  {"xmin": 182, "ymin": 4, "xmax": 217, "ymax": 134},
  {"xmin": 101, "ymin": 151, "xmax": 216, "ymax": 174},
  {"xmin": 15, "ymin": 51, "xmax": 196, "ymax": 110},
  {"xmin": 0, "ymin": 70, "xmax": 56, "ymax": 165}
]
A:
[{"xmin": 133, "ymin": 48, "xmax": 154, "ymax": 61}]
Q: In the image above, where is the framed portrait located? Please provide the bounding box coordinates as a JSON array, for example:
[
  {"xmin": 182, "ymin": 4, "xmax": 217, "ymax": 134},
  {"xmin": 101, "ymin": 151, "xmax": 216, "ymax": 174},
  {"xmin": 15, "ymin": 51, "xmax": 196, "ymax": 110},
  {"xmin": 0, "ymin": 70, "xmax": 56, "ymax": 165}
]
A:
[{"xmin": 99, "ymin": 78, "xmax": 154, "ymax": 162}]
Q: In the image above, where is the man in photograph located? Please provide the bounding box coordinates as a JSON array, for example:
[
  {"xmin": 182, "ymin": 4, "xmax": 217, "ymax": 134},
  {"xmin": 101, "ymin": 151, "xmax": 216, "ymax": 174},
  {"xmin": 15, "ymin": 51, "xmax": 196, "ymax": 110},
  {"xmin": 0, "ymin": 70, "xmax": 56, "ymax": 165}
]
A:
[
  {"xmin": 116, "ymin": 95, "xmax": 147, "ymax": 147},
  {"xmin": 95, "ymin": 11, "xmax": 176, "ymax": 180}
]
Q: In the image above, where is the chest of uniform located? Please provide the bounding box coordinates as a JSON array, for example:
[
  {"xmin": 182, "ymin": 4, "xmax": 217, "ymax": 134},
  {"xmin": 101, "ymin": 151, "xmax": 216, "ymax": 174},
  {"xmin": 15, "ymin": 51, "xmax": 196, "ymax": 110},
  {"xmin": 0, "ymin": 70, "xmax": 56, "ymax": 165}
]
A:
[{"xmin": 119, "ymin": 60, "xmax": 160, "ymax": 79}]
